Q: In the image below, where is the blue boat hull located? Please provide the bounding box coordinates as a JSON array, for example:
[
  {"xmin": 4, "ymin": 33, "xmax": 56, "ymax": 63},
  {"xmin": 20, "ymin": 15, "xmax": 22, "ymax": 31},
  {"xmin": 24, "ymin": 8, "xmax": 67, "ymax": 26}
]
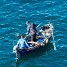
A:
[{"xmin": 18, "ymin": 45, "xmax": 42, "ymax": 56}]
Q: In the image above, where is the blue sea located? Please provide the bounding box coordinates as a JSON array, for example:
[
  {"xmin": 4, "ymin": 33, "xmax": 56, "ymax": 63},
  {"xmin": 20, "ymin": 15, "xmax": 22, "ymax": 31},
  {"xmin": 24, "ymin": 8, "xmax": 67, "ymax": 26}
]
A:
[{"xmin": 0, "ymin": 0, "xmax": 67, "ymax": 67}]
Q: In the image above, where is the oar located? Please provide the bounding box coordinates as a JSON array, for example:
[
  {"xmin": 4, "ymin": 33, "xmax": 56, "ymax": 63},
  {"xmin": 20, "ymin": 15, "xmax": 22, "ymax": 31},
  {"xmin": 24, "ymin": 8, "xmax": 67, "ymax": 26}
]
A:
[
  {"xmin": 36, "ymin": 23, "xmax": 42, "ymax": 29},
  {"xmin": 52, "ymin": 32, "xmax": 56, "ymax": 50},
  {"xmin": 50, "ymin": 23, "xmax": 57, "ymax": 50},
  {"xmin": 15, "ymin": 33, "xmax": 20, "ymax": 37}
]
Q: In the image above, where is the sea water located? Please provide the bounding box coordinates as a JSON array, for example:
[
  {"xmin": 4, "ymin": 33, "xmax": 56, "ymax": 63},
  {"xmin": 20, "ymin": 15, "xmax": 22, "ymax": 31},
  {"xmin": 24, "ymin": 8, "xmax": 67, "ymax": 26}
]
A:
[{"xmin": 0, "ymin": 0, "xmax": 67, "ymax": 67}]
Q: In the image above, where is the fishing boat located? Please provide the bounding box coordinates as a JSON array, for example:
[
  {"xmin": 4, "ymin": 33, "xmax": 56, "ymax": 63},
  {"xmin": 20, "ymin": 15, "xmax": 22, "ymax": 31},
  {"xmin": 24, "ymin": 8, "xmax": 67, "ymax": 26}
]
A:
[{"xmin": 13, "ymin": 23, "xmax": 54, "ymax": 58}]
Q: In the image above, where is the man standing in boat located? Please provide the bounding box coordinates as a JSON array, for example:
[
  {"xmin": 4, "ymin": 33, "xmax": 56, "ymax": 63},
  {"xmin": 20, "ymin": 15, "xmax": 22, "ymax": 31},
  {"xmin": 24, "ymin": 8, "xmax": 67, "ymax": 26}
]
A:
[
  {"xmin": 17, "ymin": 36, "xmax": 29, "ymax": 49},
  {"xmin": 16, "ymin": 35, "xmax": 30, "ymax": 58},
  {"xmin": 26, "ymin": 21, "xmax": 37, "ymax": 42}
]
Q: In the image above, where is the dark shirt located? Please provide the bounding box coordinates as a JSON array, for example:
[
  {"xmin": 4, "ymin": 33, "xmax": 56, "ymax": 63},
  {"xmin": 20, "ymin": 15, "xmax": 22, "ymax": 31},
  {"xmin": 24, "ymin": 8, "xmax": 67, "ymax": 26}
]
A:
[{"xmin": 27, "ymin": 23, "xmax": 36, "ymax": 35}]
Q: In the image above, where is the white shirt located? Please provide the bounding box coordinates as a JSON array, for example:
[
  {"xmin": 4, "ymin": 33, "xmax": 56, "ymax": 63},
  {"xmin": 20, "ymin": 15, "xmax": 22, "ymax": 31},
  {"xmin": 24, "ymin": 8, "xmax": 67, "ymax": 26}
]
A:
[{"xmin": 17, "ymin": 38, "xmax": 29, "ymax": 49}]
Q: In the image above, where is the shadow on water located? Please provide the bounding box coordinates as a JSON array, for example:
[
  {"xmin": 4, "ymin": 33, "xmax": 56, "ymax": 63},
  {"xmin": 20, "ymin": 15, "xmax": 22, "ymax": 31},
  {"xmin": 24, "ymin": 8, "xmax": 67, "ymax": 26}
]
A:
[{"xmin": 16, "ymin": 42, "xmax": 53, "ymax": 67}]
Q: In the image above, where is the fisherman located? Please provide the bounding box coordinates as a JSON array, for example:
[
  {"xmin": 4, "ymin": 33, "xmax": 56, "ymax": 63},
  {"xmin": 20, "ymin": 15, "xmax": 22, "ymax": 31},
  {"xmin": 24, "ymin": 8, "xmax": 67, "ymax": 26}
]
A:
[
  {"xmin": 15, "ymin": 35, "xmax": 30, "ymax": 58},
  {"xmin": 26, "ymin": 21, "xmax": 37, "ymax": 42},
  {"xmin": 16, "ymin": 35, "xmax": 29, "ymax": 49}
]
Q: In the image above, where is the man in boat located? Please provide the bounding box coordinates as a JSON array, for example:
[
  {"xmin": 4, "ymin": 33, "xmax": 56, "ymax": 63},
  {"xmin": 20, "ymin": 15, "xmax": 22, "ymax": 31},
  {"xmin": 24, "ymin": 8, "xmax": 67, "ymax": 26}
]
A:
[
  {"xmin": 15, "ymin": 35, "xmax": 30, "ymax": 58},
  {"xmin": 26, "ymin": 21, "xmax": 37, "ymax": 42},
  {"xmin": 17, "ymin": 35, "xmax": 29, "ymax": 49}
]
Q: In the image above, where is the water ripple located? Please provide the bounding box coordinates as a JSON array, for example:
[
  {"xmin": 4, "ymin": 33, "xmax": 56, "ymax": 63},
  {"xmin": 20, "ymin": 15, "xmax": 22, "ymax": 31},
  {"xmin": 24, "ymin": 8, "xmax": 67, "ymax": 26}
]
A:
[{"xmin": 0, "ymin": 0, "xmax": 67, "ymax": 67}]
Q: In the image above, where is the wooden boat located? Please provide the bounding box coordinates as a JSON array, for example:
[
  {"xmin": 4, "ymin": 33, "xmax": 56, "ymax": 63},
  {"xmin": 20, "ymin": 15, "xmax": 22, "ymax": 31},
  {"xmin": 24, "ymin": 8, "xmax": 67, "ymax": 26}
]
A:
[{"xmin": 13, "ymin": 23, "xmax": 54, "ymax": 58}]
